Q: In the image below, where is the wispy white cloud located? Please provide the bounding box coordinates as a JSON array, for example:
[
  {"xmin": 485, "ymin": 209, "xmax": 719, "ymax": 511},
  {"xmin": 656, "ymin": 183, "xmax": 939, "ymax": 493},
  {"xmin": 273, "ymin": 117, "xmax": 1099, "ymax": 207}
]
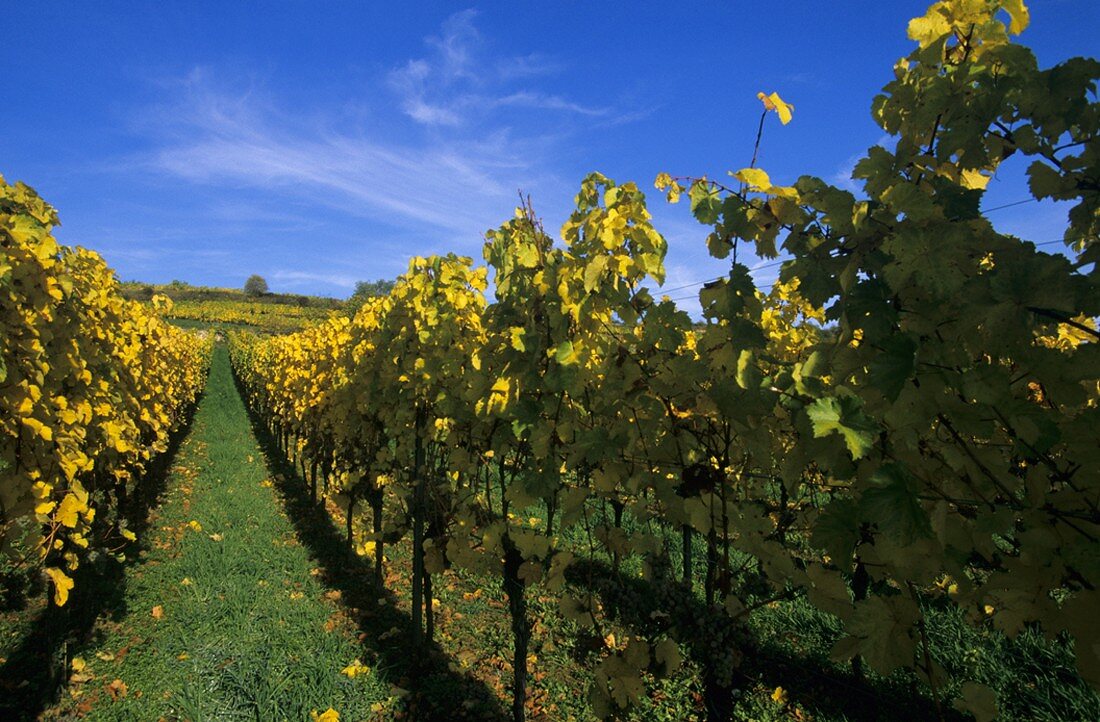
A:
[
  {"xmin": 129, "ymin": 11, "xmax": 622, "ymax": 245},
  {"xmin": 389, "ymin": 58, "xmax": 464, "ymax": 126},
  {"xmin": 593, "ymin": 105, "xmax": 660, "ymax": 130},
  {"xmin": 495, "ymin": 53, "xmax": 562, "ymax": 81},
  {"xmin": 427, "ymin": 9, "xmax": 480, "ymax": 82},
  {"xmin": 138, "ymin": 73, "xmax": 550, "ymax": 240},
  {"xmin": 113, "ymin": 11, "xmax": 655, "ymax": 295},
  {"xmin": 204, "ymin": 200, "xmax": 320, "ymax": 230},
  {"xmin": 386, "ymin": 9, "xmax": 610, "ymax": 127},
  {"xmin": 492, "ymin": 91, "xmax": 607, "ymax": 116},
  {"xmin": 270, "ymin": 269, "xmax": 358, "ymax": 290}
]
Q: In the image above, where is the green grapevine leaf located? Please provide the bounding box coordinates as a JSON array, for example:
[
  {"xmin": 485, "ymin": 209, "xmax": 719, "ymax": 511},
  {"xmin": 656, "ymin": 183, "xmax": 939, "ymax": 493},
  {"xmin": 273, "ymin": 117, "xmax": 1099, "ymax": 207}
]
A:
[
  {"xmin": 859, "ymin": 464, "xmax": 932, "ymax": 543},
  {"xmin": 806, "ymin": 394, "xmax": 878, "ymax": 459}
]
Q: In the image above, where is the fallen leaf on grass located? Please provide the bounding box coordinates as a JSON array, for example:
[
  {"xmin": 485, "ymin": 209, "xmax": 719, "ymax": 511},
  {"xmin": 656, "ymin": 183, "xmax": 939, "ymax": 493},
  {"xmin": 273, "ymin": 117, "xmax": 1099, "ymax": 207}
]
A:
[
  {"xmin": 289, "ymin": 591, "xmax": 305, "ymax": 600},
  {"xmin": 310, "ymin": 709, "xmax": 340, "ymax": 722},
  {"xmin": 208, "ymin": 533, "xmax": 224, "ymax": 542},
  {"xmin": 340, "ymin": 660, "xmax": 371, "ymax": 678},
  {"xmin": 187, "ymin": 520, "xmax": 202, "ymax": 532},
  {"xmin": 151, "ymin": 605, "xmax": 164, "ymax": 620},
  {"xmin": 74, "ymin": 695, "xmax": 97, "ymax": 713},
  {"xmin": 324, "ymin": 590, "xmax": 341, "ymax": 601},
  {"xmin": 106, "ymin": 678, "xmax": 128, "ymax": 700}
]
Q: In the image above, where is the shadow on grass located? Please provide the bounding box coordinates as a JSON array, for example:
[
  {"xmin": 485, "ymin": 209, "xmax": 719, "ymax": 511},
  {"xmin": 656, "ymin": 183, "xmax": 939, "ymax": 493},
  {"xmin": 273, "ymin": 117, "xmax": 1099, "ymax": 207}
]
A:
[
  {"xmin": 566, "ymin": 557, "xmax": 961, "ymax": 722},
  {"xmin": 238, "ymin": 385, "xmax": 509, "ymax": 722},
  {"xmin": 0, "ymin": 396, "xmax": 202, "ymax": 721}
]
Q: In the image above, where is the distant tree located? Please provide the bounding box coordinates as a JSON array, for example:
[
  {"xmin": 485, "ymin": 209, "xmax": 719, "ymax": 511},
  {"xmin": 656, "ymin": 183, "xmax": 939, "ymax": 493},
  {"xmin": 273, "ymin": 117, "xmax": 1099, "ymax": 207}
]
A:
[
  {"xmin": 346, "ymin": 278, "xmax": 395, "ymax": 310},
  {"xmin": 244, "ymin": 275, "xmax": 269, "ymax": 297}
]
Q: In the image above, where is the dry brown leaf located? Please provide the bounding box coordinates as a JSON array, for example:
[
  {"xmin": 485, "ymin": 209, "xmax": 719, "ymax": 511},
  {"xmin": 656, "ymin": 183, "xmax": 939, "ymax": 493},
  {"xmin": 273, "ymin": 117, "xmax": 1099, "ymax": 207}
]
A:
[{"xmin": 106, "ymin": 678, "xmax": 128, "ymax": 700}]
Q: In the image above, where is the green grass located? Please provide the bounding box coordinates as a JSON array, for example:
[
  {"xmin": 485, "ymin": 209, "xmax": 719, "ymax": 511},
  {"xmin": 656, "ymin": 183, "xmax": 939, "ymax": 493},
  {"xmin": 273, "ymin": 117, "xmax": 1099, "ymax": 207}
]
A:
[{"xmin": 45, "ymin": 345, "xmax": 390, "ymax": 720}]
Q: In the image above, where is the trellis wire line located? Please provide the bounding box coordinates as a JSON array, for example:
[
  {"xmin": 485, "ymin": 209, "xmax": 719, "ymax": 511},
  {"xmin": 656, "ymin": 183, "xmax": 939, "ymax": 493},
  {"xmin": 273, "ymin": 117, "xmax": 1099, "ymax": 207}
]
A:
[{"xmin": 654, "ymin": 197, "xmax": 1057, "ymax": 296}]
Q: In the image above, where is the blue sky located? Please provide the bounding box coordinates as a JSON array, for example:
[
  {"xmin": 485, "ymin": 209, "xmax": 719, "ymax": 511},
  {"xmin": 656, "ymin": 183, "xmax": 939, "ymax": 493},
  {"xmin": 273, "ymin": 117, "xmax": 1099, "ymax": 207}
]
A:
[{"xmin": 3, "ymin": 1, "xmax": 1097, "ymax": 311}]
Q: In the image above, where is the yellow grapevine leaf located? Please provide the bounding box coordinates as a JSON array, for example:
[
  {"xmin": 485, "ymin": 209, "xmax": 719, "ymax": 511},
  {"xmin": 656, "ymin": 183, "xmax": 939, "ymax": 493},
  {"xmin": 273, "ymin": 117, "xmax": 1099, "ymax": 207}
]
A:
[
  {"xmin": 509, "ymin": 326, "xmax": 526, "ymax": 351},
  {"xmin": 45, "ymin": 567, "xmax": 74, "ymax": 606},
  {"xmin": 341, "ymin": 659, "xmax": 371, "ymax": 678},
  {"xmin": 1003, "ymin": 0, "xmax": 1029, "ymax": 35},
  {"xmin": 758, "ymin": 91, "xmax": 793, "ymax": 124},
  {"xmin": 907, "ymin": 8, "xmax": 951, "ymax": 47},
  {"xmin": 24, "ymin": 417, "xmax": 53, "ymax": 441},
  {"xmin": 960, "ymin": 169, "xmax": 991, "ymax": 190},
  {"xmin": 56, "ymin": 493, "xmax": 85, "ymax": 528},
  {"xmin": 735, "ymin": 167, "xmax": 772, "ymax": 190}
]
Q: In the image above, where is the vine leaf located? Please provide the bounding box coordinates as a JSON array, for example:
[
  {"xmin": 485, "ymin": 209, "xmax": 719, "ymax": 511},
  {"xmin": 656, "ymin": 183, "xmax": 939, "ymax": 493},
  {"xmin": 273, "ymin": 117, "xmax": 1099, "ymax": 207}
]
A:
[
  {"xmin": 806, "ymin": 394, "xmax": 877, "ymax": 459},
  {"xmin": 859, "ymin": 464, "xmax": 932, "ymax": 544}
]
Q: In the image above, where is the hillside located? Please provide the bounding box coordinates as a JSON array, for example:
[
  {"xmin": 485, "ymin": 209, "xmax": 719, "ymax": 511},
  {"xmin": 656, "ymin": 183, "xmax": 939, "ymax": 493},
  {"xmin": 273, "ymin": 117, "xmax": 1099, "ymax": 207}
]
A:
[{"xmin": 119, "ymin": 280, "xmax": 346, "ymax": 310}]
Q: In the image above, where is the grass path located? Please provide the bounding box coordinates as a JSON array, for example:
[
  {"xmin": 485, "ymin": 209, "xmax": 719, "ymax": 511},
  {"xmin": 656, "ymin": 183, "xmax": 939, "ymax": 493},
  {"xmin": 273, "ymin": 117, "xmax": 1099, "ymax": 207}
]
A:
[{"xmin": 50, "ymin": 345, "xmax": 390, "ymax": 720}]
